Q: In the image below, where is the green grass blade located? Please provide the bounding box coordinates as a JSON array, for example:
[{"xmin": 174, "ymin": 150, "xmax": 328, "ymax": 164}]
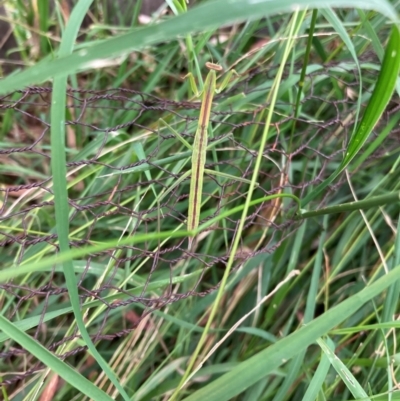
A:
[
  {"xmin": 50, "ymin": 1, "xmax": 130, "ymax": 399},
  {"xmin": 301, "ymin": 25, "xmax": 400, "ymax": 206},
  {"xmin": 0, "ymin": 195, "xmax": 297, "ymax": 279},
  {"xmin": 317, "ymin": 337, "xmax": 371, "ymax": 400},
  {"xmin": 0, "ymin": 1, "xmax": 397, "ymax": 94},
  {"xmin": 132, "ymin": 141, "xmax": 158, "ymax": 198},
  {"xmin": 181, "ymin": 263, "xmax": 400, "ymax": 401},
  {"xmin": 298, "ymin": 192, "xmax": 400, "ymax": 219},
  {"xmin": 0, "ymin": 315, "xmax": 114, "ymax": 401},
  {"xmin": 301, "ymin": 350, "xmax": 331, "ymax": 401}
]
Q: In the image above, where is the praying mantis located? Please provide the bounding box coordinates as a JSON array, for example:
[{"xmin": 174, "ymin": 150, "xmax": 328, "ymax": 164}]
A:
[{"xmin": 159, "ymin": 62, "xmax": 255, "ymax": 249}]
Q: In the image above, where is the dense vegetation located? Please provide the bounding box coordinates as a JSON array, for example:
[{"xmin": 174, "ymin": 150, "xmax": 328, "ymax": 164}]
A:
[{"xmin": 0, "ymin": 1, "xmax": 399, "ymax": 400}]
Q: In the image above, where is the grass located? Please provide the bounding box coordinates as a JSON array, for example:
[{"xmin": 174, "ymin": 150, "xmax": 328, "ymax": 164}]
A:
[{"xmin": 0, "ymin": 0, "xmax": 400, "ymax": 400}]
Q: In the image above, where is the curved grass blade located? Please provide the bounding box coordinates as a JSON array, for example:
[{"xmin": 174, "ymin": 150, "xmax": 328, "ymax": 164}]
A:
[
  {"xmin": 0, "ymin": 315, "xmax": 114, "ymax": 401},
  {"xmin": 317, "ymin": 337, "xmax": 371, "ymax": 400},
  {"xmin": 50, "ymin": 1, "xmax": 130, "ymax": 399},
  {"xmin": 0, "ymin": 1, "xmax": 398, "ymax": 94},
  {"xmin": 181, "ymin": 263, "xmax": 400, "ymax": 401},
  {"xmin": 301, "ymin": 26, "xmax": 400, "ymax": 207}
]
